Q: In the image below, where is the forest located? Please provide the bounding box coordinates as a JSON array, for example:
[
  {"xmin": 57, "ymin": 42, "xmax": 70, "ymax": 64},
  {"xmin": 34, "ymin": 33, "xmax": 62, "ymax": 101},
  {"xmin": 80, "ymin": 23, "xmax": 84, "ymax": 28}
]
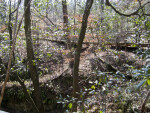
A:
[{"xmin": 0, "ymin": 0, "xmax": 150, "ymax": 113}]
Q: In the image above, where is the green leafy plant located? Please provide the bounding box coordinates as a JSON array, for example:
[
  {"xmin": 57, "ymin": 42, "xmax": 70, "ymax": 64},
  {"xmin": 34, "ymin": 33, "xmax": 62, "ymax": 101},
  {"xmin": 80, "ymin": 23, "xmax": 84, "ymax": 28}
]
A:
[
  {"xmin": 133, "ymin": 49, "xmax": 150, "ymax": 89},
  {"xmin": 133, "ymin": 66, "xmax": 150, "ymax": 89}
]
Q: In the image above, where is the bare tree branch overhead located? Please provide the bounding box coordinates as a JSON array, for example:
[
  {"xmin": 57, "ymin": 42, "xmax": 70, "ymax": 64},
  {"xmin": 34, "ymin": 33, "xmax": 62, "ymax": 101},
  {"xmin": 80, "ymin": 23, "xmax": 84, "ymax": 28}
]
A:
[{"xmin": 106, "ymin": 0, "xmax": 150, "ymax": 17}]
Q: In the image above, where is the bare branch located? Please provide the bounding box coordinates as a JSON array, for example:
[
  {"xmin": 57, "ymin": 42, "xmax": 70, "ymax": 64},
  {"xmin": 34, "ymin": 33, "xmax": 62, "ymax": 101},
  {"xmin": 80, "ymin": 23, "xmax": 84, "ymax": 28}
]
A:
[
  {"xmin": 105, "ymin": 0, "xmax": 150, "ymax": 17},
  {"xmin": 33, "ymin": 6, "xmax": 55, "ymax": 26},
  {"xmin": 9, "ymin": 0, "xmax": 21, "ymax": 15}
]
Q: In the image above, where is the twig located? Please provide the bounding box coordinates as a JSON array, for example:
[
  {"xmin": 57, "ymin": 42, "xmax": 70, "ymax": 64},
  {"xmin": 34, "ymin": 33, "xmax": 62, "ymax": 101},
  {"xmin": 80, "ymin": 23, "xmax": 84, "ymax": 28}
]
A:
[{"xmin": 33, "ymin": 6, "xmax": 55, "ymax": 26}]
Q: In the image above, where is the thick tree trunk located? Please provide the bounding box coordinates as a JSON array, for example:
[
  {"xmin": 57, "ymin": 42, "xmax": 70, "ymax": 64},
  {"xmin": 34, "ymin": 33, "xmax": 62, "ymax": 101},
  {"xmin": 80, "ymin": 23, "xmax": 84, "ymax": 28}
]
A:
[
  {"xmin": 62, "ymin": 0, "xmax": 69, "ymax": 26},
  {"xmin": 62, "ymin": 0, "xmax": 71, "ymax": 49},
  {"xmin": 24, "ymin": 0, "xmax": 45, "ymax": 113},
  {"xmin": 72, "ymin": 0, "xmax": 94, "ymax": 112}
]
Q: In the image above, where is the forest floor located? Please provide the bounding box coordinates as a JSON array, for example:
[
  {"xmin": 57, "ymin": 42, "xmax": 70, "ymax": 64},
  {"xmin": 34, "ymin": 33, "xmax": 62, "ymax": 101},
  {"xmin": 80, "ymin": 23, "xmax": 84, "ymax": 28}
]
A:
[{"xmin": 0, "ymin": 43, "xmax": 150, "ymax": 113}]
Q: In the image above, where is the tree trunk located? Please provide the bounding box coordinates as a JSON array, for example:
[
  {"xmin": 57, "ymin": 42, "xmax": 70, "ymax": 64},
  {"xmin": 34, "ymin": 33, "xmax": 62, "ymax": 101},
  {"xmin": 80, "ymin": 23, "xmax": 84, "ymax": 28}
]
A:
[
  {"xmin": 62, "ymin": 0, "xmax": 71, "ymax": 49},
  {"xmin": 24, "ymin": 0, "xmax": 45, "ymax": 113},
  {"xmin": 8, "ymin": 0, "xmax": 12, "ymax": 43},
  {"xmin": 74, "ymin": 0, "xmax": 76, "ymax": 35},
  {"xmin": 8, "ymin": 0, "xmax": 15, "ymax": 64},
  {"xmin": 46, "ymin": 0, "xmax": 49, "ymax": 17},
  {"xmin": 100, "ymin": 0, "xmax": 104, "ymax": 23},
  {"xmin": 72, "ymin": 0, "xmax": 94, "ymax": 112},
  {"xmin": 62, "ymin": 0, "xmax": 68, "ymax": 26}
]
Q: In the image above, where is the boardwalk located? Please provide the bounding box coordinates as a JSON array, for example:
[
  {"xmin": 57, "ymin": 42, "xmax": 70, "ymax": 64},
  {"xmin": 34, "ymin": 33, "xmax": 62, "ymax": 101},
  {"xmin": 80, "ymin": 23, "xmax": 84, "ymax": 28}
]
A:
[
  {"xmin": 30, "ymin": 29, "xmax": 150, "ymax": 48},
  {"xmin": 35, "ymin": 37, "xmax": 150, "ymax": 48}
]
